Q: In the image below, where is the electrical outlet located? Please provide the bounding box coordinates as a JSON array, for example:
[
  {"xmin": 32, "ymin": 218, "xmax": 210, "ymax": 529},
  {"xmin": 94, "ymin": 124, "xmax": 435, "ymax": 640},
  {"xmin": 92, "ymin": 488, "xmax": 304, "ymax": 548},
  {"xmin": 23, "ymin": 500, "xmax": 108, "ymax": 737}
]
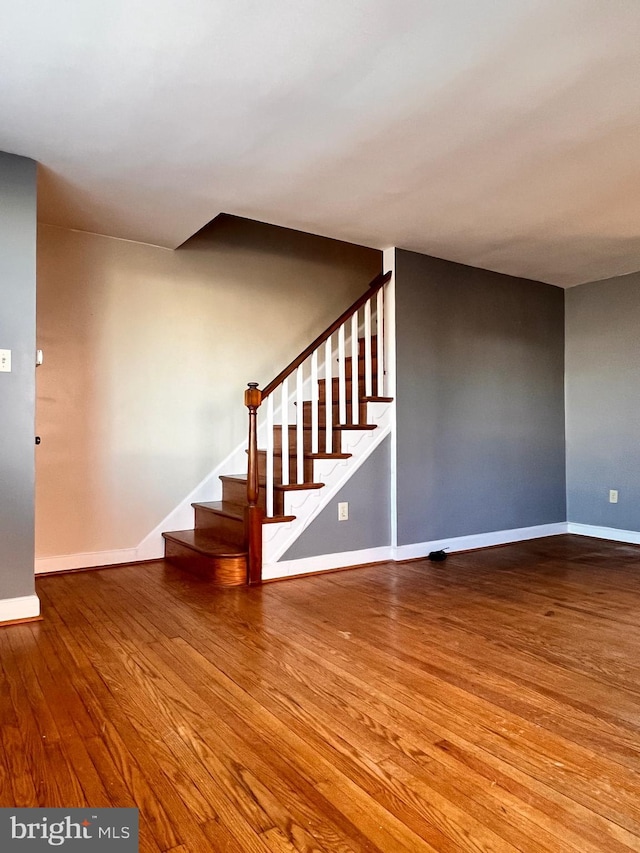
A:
[
  {"xmin": 0, "ymin": 349, "xmax": 11, "ymax": 372},
  {"xmin": 338, "ymin": 502, "xmax": 349, "ymax": 521},
  {"xmin": 609, "ymin": 489, "xmax": 619, "ymax": 504}
]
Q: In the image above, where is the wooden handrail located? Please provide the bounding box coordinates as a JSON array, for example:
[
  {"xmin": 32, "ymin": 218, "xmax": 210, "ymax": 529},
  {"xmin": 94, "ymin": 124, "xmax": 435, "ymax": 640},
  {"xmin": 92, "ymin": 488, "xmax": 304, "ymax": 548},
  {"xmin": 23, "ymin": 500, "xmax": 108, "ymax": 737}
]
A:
[{"xmin": 261, "ymin": 271, "xmax": 391, "ymax": 399}]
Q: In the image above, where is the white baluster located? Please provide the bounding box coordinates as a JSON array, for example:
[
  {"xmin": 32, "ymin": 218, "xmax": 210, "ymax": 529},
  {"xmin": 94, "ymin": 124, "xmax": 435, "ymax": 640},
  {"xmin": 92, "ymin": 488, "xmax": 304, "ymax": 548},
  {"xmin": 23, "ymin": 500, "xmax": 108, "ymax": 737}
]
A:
[
  {"xmin": 266, "ymin": 394, "xmax": 274, "ymax": 517},
  {"xmin": 296, "ymin": 365, "xmax": 304, "ymax": 484},
  {"xmin": 376, "ymin": 285, "xmax": 384, "ymax": 397},
  {"xmin": 364, "ymin": 298, "xmax": 372, "ymax": 398},
  {"xmin": 325, "ymin": 336, "xmax": 332, "ymax": 453},
  {"xmin": 338, "ymin": 323, "xmax": 346, "ymax": 426},
  {"xmin": 351, "ymin": 311, "xmax": 359, "ymax": 424},
  {"xmin": 311, "ymin": 349, "xmax": 319, "ymax": 454},
  {"xmin": 281, "ymin": 378, "xmax": 289, "ymax": 486}
]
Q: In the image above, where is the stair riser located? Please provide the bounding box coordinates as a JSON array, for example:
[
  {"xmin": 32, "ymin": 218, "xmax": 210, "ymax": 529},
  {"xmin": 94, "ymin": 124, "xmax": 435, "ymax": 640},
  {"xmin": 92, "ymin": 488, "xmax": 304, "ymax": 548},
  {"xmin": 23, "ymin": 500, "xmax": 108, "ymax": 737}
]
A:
[
  {"xmin": 318, "ymin": 376, "xmax": 377, "ymax": 402},
  {"xmin": 274, "ymin": 426, "xmax": 342, "ymax": 454},
  {"xmin": 343, "ymin": 361, "xmax": 382, "ymax": 396},
  {"xmin": 270, "ymin": 491, "xmax": 285, "ymax": 515},
  {"xmin": 194, "ymin": 508, "xmax": 245, "ymax": 547},
  {"xmin": 344, "ymin": 358, "xmax": 378, "ymax": 377},
  {"xmin": 358, "ymin": 336, "xmax": 378, "ymax": 358},
  {"xmin": 256, "ymin": 451, "xmax": 313, "ymax": 483},
  {"xmin": 222, "ymin": 477, "xmax": 264, "ymax": 509},
  {"xmin": 348, "ymin": 354, "xmax": 378, "ymax": 376},
  {"xmin": 300, "ymin": 400, "xmax": 369, "ymax": 427},
  {"xmin": 164, "ymin": 541, "xmax": 247, "ymax": 586},
  {"xmin": 221, "ymin": 478, "xmax": 284, "ymax": 515}
]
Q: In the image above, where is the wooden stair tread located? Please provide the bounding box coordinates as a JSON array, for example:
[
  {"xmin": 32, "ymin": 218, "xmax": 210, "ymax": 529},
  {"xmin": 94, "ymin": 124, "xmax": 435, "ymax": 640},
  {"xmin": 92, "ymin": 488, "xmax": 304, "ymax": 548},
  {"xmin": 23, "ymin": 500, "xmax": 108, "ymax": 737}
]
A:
[
  {"xmin": 335, "ymin": 423, "xmax": 377, "ymax": 430},
  {"xmin": 192, "ymin": 500, "xmax": 244, "ymax": 520},
  {"xmin": 193, "ymin": 498, "xmax": 296, "ymax": 525},
  {"xmin": 256, "ymin": 449, "xmax": 352, "ymax": 460},
  {"xmin": 278, "ymin": 481, "xmax": 325, "ymax": 492},
  {"xmin": 221, "ymin": 474, "xmax": 325, "ymax": 491},
  {"xmin": 297, "ymin": 396, "xmax": 391, "ymax": 404},
  {"xmin": 162, "ymin": 529, "xmax": 247, "ymax": 557},
  {"xmin": 307, "ymin": 452, "xmax": 352, "ymax": 460},
  {"xmin": 277, "ymin": 419, "xmax": 382, "ymax": 429}
]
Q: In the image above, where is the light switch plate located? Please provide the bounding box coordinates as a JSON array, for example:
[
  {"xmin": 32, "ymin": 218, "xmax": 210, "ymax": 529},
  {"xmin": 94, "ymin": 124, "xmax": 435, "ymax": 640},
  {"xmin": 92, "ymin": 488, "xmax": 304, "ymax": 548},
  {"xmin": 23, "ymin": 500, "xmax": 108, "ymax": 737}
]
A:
[{"xmin": 0, "ymin": 349, "xmax": 11, "ymax": 372}]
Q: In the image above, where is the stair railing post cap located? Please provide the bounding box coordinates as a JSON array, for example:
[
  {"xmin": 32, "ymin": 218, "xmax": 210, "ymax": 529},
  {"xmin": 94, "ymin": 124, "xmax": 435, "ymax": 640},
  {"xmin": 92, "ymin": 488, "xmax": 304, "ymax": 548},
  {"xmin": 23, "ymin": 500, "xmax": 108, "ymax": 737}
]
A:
[{"xmin": 244, "ymin": 383, "xmax": 262, "ymax": 408}]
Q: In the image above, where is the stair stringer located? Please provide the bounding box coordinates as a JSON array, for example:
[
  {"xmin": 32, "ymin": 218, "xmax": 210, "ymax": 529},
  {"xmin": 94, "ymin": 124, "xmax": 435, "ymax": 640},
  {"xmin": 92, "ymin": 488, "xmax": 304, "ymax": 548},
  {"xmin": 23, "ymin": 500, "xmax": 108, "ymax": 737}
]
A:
[{"xmin": 262, "ymin": 400, "xmax": 393, "ymax": 578}]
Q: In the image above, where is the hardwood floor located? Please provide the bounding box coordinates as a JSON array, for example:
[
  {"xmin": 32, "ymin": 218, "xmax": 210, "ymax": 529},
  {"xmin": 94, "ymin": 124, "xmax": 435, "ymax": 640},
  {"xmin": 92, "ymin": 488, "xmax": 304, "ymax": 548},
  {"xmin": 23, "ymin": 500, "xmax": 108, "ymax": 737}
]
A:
[{"xmin": 2, "ymin": 535, "xmax": 640, "ymax": 851}]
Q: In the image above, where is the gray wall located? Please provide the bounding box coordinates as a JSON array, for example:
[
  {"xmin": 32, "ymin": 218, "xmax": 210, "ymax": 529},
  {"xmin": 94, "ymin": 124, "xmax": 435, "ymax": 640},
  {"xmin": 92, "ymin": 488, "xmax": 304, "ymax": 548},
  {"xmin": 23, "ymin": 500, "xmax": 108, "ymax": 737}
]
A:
[
  {"xmin": 282, "ymin": 436, "xmax": 390, "ymax": 559},
  {"xmin": 396, "ymin": 250, "xmax": 566, "ymax": 545},
  {"xmin": 566, "ymin": 274, "xmax": 640, "ymax": 531},
  {"xmin": 0, "ymin": 152, "xmax": 37, "ymax": 599}
]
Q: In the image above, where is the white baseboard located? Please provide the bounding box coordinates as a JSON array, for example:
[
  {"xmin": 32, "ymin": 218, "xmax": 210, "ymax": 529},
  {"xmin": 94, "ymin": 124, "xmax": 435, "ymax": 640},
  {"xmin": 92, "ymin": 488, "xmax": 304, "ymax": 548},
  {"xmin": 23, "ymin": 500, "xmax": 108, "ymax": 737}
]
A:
[
  {"xmin": 35, "ymin": 548, "xmax": 139, "ymax": 575},
  {"xmin": 394, "ymin": 522, "xmax": 569, "ymax": 561},
  {"xmin": 263, "ymin": 521, "xmax": 569, "ymax": 579},
  {"xmin": 263, "ymin": 545, "xmax": 393, "ymax": 580},
  {"xmin": 36, "ymin": 522, "xmax": 572, "ymax": 577},
  {"xmin": 0, "ymin": 594, "xmax": 40, "ymax": 623},
  {"xmin": 567, "ymin": 523, "xmax": 640, "ymax": 545},
  {"xmin": 33, "ymin": 521, "xmax": 639, "ymax": 582}
]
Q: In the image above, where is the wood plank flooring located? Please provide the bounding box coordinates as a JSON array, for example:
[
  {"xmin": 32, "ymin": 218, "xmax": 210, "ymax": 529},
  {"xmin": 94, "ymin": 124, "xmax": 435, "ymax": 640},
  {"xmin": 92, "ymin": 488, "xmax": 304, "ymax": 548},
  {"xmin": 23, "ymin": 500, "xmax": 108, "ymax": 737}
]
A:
[{"xmin": 2, "ymin": 534, "xmax": 640, "ymax": 851}]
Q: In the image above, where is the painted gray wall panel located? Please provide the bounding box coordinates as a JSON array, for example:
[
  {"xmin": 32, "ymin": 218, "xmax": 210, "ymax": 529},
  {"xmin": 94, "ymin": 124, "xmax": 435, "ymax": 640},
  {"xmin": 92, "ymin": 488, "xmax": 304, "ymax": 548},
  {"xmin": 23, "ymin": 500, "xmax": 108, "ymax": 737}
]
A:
[
  {"xmin": 282, "ymin": 436, "xmax": 390, "ymax": 560},
  {"xmin": 0, "ymin": 152, "xmax": 37, "ymax": 599},
  {"xmin": 395, "ymin": 250, "xmax": 565, "ymax": 546},
  {"xmin": 566, "ymin": 274, "xmax": 640, "ymax": 531}
]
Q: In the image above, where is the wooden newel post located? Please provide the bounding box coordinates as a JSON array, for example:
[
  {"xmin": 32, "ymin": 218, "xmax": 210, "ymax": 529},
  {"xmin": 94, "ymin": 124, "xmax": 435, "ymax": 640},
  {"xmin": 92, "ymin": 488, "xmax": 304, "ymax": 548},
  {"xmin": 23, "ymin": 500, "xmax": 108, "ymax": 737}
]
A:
[{"xmin": 244, "ymin": 382, "xmax": 264, "ymax": 585}]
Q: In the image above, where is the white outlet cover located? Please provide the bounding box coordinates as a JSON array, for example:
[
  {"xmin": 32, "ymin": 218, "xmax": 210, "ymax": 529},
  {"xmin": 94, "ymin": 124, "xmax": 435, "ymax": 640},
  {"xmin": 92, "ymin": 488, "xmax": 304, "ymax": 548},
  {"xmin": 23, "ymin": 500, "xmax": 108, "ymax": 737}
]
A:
[
  {"xmin": 338, "ymin": 501, "xmax": 349, "ymax": 521},
  {"xmin": 0, "ymin": 349, "xmax": 11, "ymax": 372}
]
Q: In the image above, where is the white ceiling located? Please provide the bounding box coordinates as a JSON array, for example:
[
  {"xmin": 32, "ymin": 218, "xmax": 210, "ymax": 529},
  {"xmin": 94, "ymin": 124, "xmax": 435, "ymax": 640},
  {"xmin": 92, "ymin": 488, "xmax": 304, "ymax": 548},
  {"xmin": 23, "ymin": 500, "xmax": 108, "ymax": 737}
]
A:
[{"xmin": 2, "ymin": 0, "xmax": 640, "ymax": 286}]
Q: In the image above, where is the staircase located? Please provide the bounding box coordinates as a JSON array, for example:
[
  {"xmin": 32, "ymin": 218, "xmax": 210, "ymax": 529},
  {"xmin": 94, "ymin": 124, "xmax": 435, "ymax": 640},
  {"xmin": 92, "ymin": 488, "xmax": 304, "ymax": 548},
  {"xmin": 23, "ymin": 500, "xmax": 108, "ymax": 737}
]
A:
[{"xmin": 162, "ymin": 271, "xmax": 392, "ymax": 586}]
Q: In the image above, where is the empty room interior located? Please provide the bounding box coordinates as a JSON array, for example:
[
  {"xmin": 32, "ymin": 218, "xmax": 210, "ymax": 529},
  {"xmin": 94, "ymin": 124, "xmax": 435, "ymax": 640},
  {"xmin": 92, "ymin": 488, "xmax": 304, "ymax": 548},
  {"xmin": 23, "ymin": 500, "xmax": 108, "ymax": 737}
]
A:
[{"xmin": 1, "ymin": 2, "xmax": 640, "ymax": 851}]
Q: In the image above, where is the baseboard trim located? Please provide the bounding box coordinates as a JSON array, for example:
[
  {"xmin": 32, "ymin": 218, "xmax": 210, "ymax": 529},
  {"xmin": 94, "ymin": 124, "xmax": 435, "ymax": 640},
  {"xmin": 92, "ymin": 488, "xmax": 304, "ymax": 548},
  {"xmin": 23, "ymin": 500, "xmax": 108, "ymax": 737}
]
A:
[
  {"xmin": 38, "ymin": 523, "xmax": 571, "ymax": 578},
  {"xmin": 35, "ymin": 548, "xmax": 139, "ymax": 575},
  {"xmin": 263, "ymin": 522, "xmax": 568, "ymax": 579},
  {"xmin": 0, "ymin": 594, "xmax": 41, "ymax": 624},
  {"xmin": 567, "ymin": 523, "xmax": 640, "ymax": 545},
  {"xmin": 263, "ymin": 546, "xmax": 393, "ymax": 581},
  {"xmin": 33, "ymin": 523, "xmax": 639, "ymax": 581},
  {"xmin": 394, "ymin": 522, "xmax": 569, "ymax": 562}
]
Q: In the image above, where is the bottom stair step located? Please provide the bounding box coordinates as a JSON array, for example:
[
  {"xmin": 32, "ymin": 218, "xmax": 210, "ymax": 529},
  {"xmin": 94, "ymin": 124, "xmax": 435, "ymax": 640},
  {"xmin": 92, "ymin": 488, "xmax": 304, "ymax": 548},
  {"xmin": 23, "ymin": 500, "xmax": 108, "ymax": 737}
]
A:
[{"xmin": 163, "ymin": 530, "xmax": 247, "ymax": 587}]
